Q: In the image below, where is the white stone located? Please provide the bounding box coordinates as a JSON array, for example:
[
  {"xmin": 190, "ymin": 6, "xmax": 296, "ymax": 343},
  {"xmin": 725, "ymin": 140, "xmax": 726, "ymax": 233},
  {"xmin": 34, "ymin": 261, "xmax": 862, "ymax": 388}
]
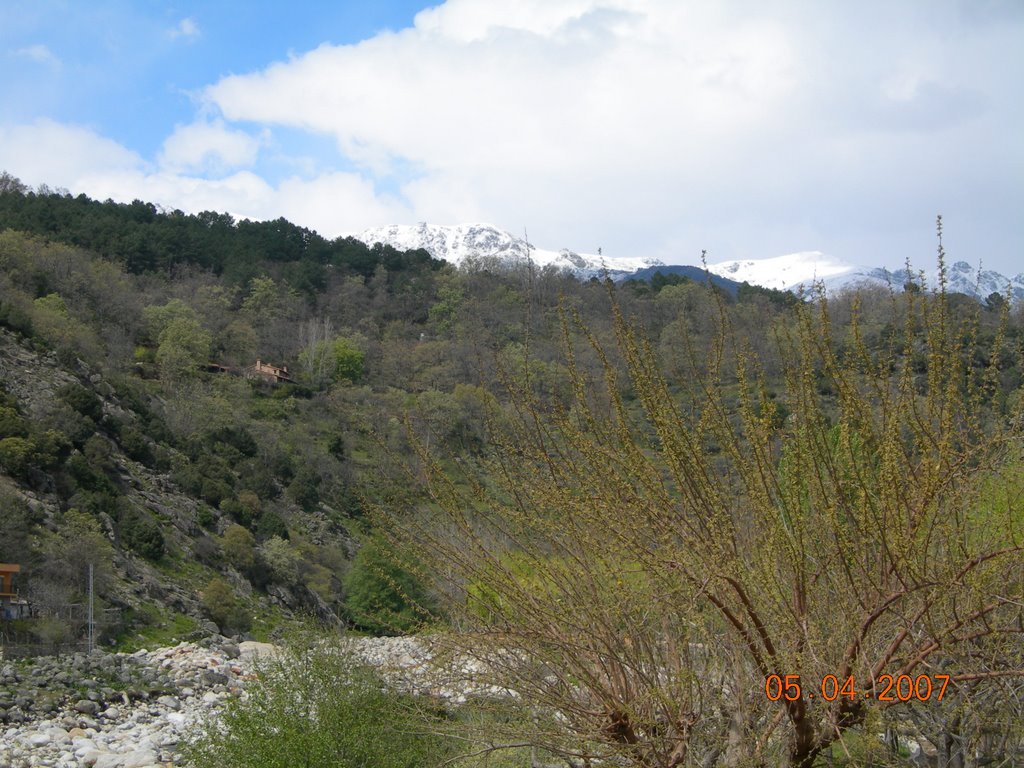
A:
[
  {"xmin": 93, "ymin": 753, "xmax": 124, "ymax": 768},
  {"xmin": 238, "ymin": 640, "xmax": 278, "ymax": 661},
  {"xmin": 122, "ymin": 748, "xmax": 159, "ymax": 768},
  {"xmin": 45, "ymin": 725, "xmax": 71, "ymax": 742},
  {"xmin": 27, "ymin": 730, "xmax": 52, "ymax": 746},
  {"xmin": 156, "ymin": 695, "xmax": 180, "ymax": 710},
  {"xmin": 74, "ymin": 738, "xmax": 99, "ymax": 756}
]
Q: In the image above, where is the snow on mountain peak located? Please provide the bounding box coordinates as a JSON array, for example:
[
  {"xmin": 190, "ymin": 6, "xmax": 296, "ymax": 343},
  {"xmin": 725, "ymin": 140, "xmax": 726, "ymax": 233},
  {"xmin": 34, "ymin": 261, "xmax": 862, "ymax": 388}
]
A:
[
  {"xmin": 707, "ymin": 253, "xmax": 1024, "ymax": 301},
  {"xmin": 707, "ymin": 251, "xmax": 859, "ymax": 292},
  {"xmin": 357, "ymin": 223, "xmax": 531, "ymax": 264},
  {"xmin": 355, "ymin": 223, "xmax": 1022, "ymax": 302},
  {"xmin": 355, "ymin": 223, "xmax": 663, "ymax": 278}
]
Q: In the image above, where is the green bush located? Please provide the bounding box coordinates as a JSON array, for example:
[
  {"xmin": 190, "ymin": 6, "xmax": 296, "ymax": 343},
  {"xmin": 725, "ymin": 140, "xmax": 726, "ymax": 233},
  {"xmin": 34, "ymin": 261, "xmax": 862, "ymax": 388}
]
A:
[
  {"xmin": 221, "ymin": 524, "xmax": 256, "ymax": 570},
  {"xmin": 255, "ymin": 509, "xmax": 288, "ymax": 540},
  {"xmin": 236, "ymin": 458, "xmax": 280, "ymax": 500},
  {"xmin": 200, "ymin": 577, "xmax": 251, "ymax": 634},
  {"xmin": 67, "ymin": 490, "xmax": 117, "ymax": 517},
  {"xmin": 65, "ymin": 452, "xmax": 116, "ymax": 494},
  {"xmin": 0, "ymin": 406, "xmax": 28, "ymax": 438},
  {"xmin": 204, "ymin": 425, "xmax": 259, "ymax": 458},
  {"xmin": 30, "ymin": 428, "xmax": 71, "ymax": 469},
  {"xmin": 196, "ymin": 505, "xmax": 216, "ymax": 530},
  {"xmin": 0, "ymin": 300, "xmax": 34, "ymax": 336},
  {"xmin": 171, "ymin": 462, "xmax": 204, "ymax": 496},
  {"xmin": 258, "ymin": 536, "xmax": 301, "ymax": 586},
  {"xmin": 286, "ymin": 464, "xmax": 320, "ymax": 511},
  {"xmin": 219, "ymin": 497, "xmax": 252, "ymax": 528},
  {"xmin": 83, "ymin": 434, "xmax": 115, "ymax": 472},
  {"xmin": 44, "ymin": 403, "xmax": 95, "ymax": 447},
  {"xmin": 57, "ymin": 382, "xmax": 103, "ymax": 422},
  {"xmin": 118, "ymin": 426, "xmax": 155, "ymax": 466},
  {"xmin": 343, "ymin": 538, "xmax": 433, "ymax": 636},
  {"xmin": 184, "ymin": 638, "xmax": 459, "ymax": 768},
  {"xmin": 201, "ymin": 477, "xmax": 232, "ymax": 507},
  {"xmin": 117, "ymin": 505, "xmax": 165, "ymax": 561},
  {"xmin": 0, "ymin": 436, "xmax": 34, "ymax": 479}
]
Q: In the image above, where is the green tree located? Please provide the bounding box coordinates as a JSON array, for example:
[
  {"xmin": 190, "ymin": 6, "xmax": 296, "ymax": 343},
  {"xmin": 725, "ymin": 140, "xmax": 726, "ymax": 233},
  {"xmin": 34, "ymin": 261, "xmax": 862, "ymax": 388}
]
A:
[
  {"xmin": 427, "ymin": 271, "xmax": 465, "ymax": 336},
  {"xmin": 0, "ymin": 489, "xmax": 37, "ymax": 564},
  {"xmin": 155, "ymin": 316, "xmax": 212, "ymax": 379},
  {"xmin": 259, "ymin": 537, "xmax": 301, "ymax": 586},
  {"xmin": 985, "ymin": 290, "xmax": 1007, "ymax": 312},
  {"xmin": 221, "ymin": 524, "xmax": 256, "ymax": 570},
  {"xmin": 142, "ymin": 298, "xmax": 198, "ymax": 338},
  {"xmin": 297, "ymin": 317, "xmax": 334, "ymax": 388},
  {"xmin": 330, "ymin": 337, "xmax": 364, "ymax": 383},
  {"xmin": 241, "ymin": 275, "xmax": 281, "ymax": 317},
  {"xmin": 297, "ymin": 329, "xmax": 364, "ymax": 387},
  {"xmin": 30, "ymin": 292, "xmax": 93, "ymax": 350},
  {"xmin": 57, "ymin": 382, "xmax": 103, "ymax": 422},
  {"xmin": 33, "ymin": 292, "xmax": 68, "ymax": 316},
  {"xmin": 41, "ymin": 508, "xmax": 115, "ymax": 596}
]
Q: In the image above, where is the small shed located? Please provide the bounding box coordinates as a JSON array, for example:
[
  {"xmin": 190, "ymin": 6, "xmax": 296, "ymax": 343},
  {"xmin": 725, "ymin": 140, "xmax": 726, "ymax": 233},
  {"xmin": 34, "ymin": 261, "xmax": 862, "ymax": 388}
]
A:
[
  {"xmin": 0, "ymin": 563, "xmax": 30, "ymax": 620},
  {"xmin": 0, "ymin": 563, "xmax": 19, "ymax": 601}
]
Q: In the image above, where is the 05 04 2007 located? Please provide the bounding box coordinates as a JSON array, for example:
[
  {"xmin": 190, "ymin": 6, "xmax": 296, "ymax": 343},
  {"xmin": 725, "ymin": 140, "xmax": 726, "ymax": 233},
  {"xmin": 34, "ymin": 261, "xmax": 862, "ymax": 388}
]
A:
[{"xmin": 764, "ymin": 673, "xmax": 951, "ymax": 702}]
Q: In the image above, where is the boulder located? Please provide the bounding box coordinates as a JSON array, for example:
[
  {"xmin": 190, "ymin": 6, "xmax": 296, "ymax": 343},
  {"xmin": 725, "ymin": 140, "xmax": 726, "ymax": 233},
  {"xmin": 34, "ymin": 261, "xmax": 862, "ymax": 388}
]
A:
[
  {"xmin": 122, "ymin": 748, "xmax": 160, "ymax": 768},
  {"xmin": 75, "ymin": 700, "xmax": 100, "ymax": 715}
]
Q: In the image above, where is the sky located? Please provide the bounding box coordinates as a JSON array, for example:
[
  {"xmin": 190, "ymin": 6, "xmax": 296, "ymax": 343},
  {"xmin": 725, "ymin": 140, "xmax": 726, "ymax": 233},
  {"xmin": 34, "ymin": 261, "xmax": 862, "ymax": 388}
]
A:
[{"xmin": 1, "ymin": 0, "xmax": 1021, "ymax": 274}]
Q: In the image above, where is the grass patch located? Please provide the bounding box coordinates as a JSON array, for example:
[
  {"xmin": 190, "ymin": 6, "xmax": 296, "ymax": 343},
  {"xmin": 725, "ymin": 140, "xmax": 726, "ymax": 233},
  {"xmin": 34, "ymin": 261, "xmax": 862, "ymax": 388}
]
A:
[{"xmin": 112, "ymin": 602, "xmax": 199, "ymax": 652}]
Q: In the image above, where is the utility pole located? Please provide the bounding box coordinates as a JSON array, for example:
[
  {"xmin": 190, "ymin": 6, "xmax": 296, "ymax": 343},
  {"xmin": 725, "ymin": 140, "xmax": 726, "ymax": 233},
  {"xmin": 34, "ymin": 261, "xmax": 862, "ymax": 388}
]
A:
[{"xmin": 87, "ymin": 563, "xmax": 94, "ymax": 653}]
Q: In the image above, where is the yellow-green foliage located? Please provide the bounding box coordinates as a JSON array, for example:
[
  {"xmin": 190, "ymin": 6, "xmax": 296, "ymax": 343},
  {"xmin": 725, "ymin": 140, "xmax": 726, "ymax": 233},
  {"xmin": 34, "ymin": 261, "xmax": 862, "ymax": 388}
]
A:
[
  {"xmin": 184, "ymin": 637, "xmax": 461, "ymax": 768},
  {"xmin": 200, "ymin": 577, "xmax": 250, "ymax": 634},
  {"xmin": 400, "ymin": 258, "xmax": 1024, "ymax": 767},
  {"xmin": 220, "ymin": 524, "xmax": 255, "ymax": 570}
]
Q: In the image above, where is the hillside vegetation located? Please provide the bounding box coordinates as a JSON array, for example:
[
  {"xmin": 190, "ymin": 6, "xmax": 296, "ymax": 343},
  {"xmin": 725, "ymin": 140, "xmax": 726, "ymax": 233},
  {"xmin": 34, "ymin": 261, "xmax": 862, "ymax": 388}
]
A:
[{"xmin": 1, "ymin": 178, "xmax": 1022, "ymax": 765}]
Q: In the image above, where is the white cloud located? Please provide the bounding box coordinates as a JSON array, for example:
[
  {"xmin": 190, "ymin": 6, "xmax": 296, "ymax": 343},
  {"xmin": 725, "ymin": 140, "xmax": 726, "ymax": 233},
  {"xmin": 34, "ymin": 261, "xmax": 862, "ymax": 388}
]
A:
[
  {"xmin": 208, "ymin": 3, "xmax": 796, "ymax": 175},
  {"xmin": 274, "ymin": 173, "xmax": 413, "ymax": 235},
  {"xmin": 11, "ymin": 44, "xmax": 61, "ymax": 68},
  {"xmin": 197, "ymin": 0, "xmax": 1022, "ymax": 268},
  {"xmin": 158, "ymin": 119, "xmax": 263, "ymax": 174},
  {"xmin": 0, "ymin": 118, "xmax": 404, "ymax": 237},
  {"xmin": 169, "ymin": 17, "xmax": 200, "ymax": 41},
  {"xmin": 0, "ymin": 119, "xmax": 143, "ymax": 188},
  {"xmin": 3, "ymin": 1, "xmax": 1020, "ymax": 271}
]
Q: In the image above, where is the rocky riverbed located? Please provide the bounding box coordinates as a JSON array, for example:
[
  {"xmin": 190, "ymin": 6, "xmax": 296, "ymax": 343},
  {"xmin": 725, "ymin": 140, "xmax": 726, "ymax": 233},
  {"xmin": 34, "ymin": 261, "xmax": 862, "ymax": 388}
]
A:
[
  {"xmin": 0, "ymin": 635, "xmax": 498, "ymax": 768},
  {"xmin": 0, "ymin": 636, "xmax": 265, "ymax": 768}
]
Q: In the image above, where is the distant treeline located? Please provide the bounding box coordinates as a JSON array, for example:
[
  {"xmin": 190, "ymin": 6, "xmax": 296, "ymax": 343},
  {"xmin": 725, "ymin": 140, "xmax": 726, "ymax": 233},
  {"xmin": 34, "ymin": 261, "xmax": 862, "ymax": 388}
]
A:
[{"xmin": 0, "ymin": 171, "xmax": 440, "ymax": 289}]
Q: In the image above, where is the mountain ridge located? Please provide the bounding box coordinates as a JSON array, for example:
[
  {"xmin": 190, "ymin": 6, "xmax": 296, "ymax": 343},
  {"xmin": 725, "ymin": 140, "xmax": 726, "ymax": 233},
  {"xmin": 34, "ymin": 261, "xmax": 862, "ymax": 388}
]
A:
[
  {"xmin": 357, "ymin": 223, "xmax": 1023, "ymax": 302},
  {"xmin": 357, "ymin": 222, "xmax": 663, "ymax": 279}
]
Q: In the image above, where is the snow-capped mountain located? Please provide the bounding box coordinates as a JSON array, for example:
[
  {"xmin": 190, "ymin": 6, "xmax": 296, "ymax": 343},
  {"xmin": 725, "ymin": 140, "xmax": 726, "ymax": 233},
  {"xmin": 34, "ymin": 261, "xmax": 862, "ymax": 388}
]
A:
[
  {"xmin": 871, "ymin": 261, "xmax": 1024, "ymax": 302},
  {"xmin": 356, "ymin": 223, "xmax": 663, "ymax": 279},
  {"xmin": 707, "ymin": 253, "xmax": 1024, "ymax": 302},
  {"xmin": 356, "ymin": 223, "xmax": 1021, "ymax": 302},
  {"xmin": 707, "ymin": 252, "xmax": 858, "ymax": 292}
]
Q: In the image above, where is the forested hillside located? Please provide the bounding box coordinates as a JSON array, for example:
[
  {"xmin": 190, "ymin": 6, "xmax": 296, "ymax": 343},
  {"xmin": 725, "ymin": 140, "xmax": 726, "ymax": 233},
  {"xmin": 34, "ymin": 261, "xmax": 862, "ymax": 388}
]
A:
[
  {"xmin": 0, "ymin": 178, "xmax": 801, "ymax": 643},
  {"xmin": 1, "ymin": 179, "xmax": 1022, "ymax": 764}
]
